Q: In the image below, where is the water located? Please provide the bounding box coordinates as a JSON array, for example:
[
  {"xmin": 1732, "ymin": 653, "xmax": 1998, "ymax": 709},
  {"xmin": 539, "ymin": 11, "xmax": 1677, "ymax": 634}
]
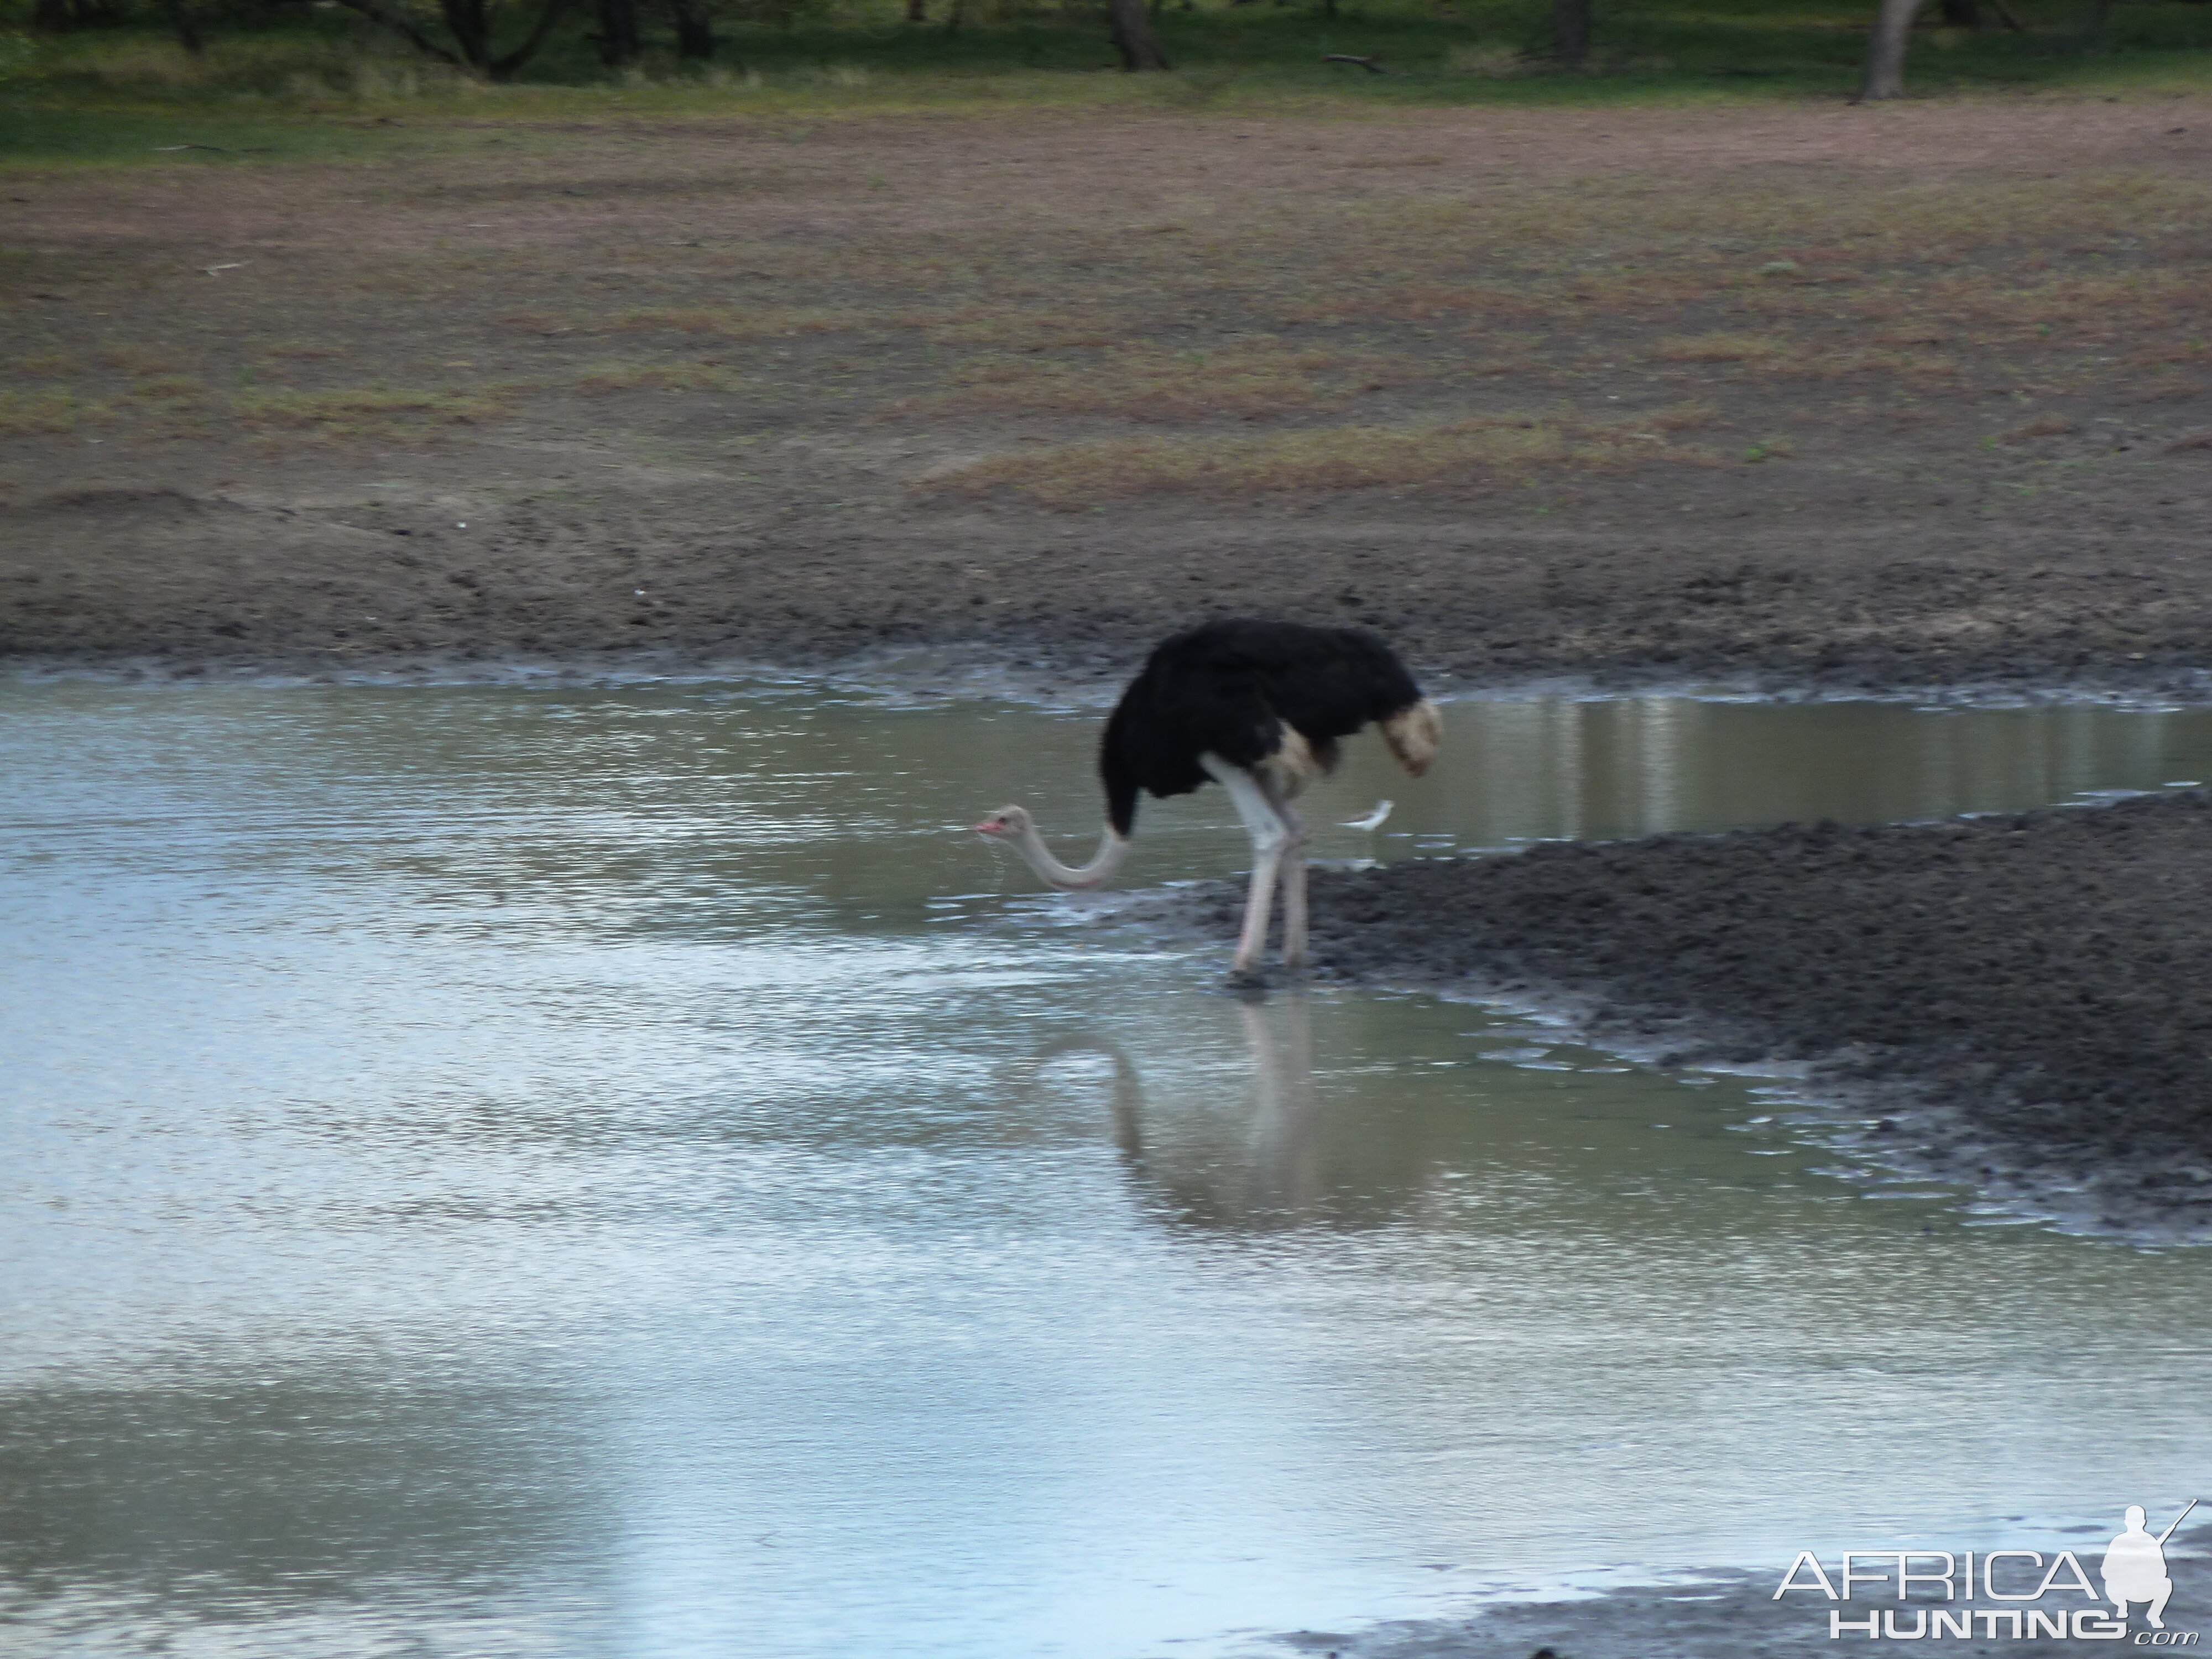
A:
[{"xmin": 5, "ymin": 682, "xmax": 2211, "ymax": 1658}]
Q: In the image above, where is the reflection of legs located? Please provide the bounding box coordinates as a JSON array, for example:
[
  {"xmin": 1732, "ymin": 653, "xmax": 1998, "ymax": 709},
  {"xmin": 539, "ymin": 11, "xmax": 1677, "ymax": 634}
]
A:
[
  {"xmin": 1237, "ymin": 996, "xmax": 1314, "ymax": 1125},
  {"xmin": 1236, "ymin": 992, "xmax": 1322, "ymax": 1212},
  {"xmin": 1204, "ymin": 758, "xmax": 1294, "ymax": 973}
]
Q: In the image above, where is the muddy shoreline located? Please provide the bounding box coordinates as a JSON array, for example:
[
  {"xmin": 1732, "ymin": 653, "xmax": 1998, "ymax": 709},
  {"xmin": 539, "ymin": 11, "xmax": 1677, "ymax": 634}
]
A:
[
  {"xmin": 1165, "ymin": 786, "xmax": 2212, "ymax": 1248},
  {"xmin": 11, "ymin": 481, "xmax": 2212, "ymax": 708}
]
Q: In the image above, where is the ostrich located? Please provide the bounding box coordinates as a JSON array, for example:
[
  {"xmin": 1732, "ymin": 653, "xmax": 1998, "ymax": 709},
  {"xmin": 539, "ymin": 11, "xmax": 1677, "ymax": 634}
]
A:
[{"xmin": 974, "ymin": 619, "xmax": 1441, "ymax": 975}]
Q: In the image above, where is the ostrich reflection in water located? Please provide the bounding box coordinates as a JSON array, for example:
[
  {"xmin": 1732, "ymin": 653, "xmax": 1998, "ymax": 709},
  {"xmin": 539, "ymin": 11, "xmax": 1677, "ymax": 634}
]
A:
[{"xmin": 1021, "ymin": 996, "xmax": 1433, "ymax": 1232}]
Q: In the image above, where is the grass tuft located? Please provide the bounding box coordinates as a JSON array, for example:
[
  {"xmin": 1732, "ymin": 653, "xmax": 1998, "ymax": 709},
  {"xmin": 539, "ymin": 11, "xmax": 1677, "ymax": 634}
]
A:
[
  {"xmin": 910, "ymin": 340, "xmax": 1413, "ymax": 422},
  {"xmin": 918, "ymin": 404, "xmax": 1722, "ymax": 504},
  {"xmin": 1656, "ymin": 332, "xmax": 1792, "ymax": 364},
  {"xmin": 574, "ymin": 358, "xmax": 745, "ymax": 390},
  {"xmin": 98, "ymin": 344, "xmax": 190, "ymax": 373},
  {"xmin": 611, "ymin": 306, "xmax": 874, "ymax": 340},
  {"xmin": 1996, "ymin": 414, "xmax": 2081, "ymax": 442},
  {"xmin": 232, "ymin": 384, "xmax": 508, "ymax": 440},
  {"xmin": 0, "ymin": 390, "xmax": 95, "ymax": 436}
]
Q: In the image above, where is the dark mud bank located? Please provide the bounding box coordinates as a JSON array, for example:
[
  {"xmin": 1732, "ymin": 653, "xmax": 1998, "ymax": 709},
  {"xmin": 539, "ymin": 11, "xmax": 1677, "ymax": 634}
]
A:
[
  {"xmin": 12, "ymin": 486, "xmax": 2212, "ymax": 706},
  {"xmin": 1183, "ymin": 789, "xmax": 2212, "ymax": 1243}
]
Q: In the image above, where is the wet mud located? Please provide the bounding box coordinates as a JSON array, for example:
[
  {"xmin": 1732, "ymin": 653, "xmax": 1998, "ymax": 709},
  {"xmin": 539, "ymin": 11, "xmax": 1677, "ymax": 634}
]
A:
[{"xmin": 9, "ymin": 483, "xmax": 2212, "ymax": 707}]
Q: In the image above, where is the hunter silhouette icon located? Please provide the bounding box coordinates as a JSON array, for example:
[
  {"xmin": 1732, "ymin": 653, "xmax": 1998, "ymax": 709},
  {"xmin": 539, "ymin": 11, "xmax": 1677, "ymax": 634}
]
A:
[{"xmin": 2103, "ymin": 1501, "xmax": 2198, "ymax": 1629}]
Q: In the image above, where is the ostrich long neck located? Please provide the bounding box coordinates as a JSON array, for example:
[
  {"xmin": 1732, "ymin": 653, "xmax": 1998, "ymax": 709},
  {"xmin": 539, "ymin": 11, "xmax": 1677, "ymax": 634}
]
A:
[{"xmin": 1005, "ymin": 815, "xmax": 1129, "ymax": 891}]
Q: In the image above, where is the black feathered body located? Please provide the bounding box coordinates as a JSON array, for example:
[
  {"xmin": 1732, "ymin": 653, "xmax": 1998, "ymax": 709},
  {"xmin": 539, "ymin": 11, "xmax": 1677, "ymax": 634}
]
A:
[{"xmin": 1099, "ymin": 619, "xmax": 1431, "ymax": 836}]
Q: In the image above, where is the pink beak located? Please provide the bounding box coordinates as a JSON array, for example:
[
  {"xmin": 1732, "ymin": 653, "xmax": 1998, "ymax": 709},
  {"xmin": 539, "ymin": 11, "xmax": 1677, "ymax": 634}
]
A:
[{"xmin": 973, "ymin": 818, "xmax": 1002, "ymax": 834}]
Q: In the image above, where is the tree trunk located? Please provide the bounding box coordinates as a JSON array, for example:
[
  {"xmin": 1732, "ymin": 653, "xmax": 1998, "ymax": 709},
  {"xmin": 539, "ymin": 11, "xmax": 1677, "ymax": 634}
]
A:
[
  {"xmin": 670, "ymin": 0, "xmax": 714, "ymax": 56},
  {"xmin": 1937, "ymin": 0, "xmax": 1980, "ymax": 27},
  {"xmin": 488, "ymin": 0, "xmax": 569, "ymax": 76},
  {"xmin": 1552, "ymin": 0, "xmax": 1589, "ymax": 65},
  {"xmin": 1105, "ymin": 0, "xmax": 1171, "ymax": 66},
  {"xmin": 595, "ymin": 0, "xmax": 640, "ymax": 63},
  {"xmin": 159, "ymin": 0, "xmax": 204, "ymax": 51},
  {"xmin": 335, "ymin": 0, "xmax": 576, "ymax": 80},
  {"xmin": 328, "ymin": 0, "xmax": 469, "ymax": 69},
  {"xmin": 440, "ymin": 0, "xmax": 491, "ymax": 68},
  {"xmin": 905, "ymin": 0, "xmax": 925, "ymax": 18},
  {"xmin": 32, "ymin": 0, "xmax": 71, "ymax": 28},
  {"xmin": 1855, "ymin": 0, "xmax": 1926, "ymax": 100}
]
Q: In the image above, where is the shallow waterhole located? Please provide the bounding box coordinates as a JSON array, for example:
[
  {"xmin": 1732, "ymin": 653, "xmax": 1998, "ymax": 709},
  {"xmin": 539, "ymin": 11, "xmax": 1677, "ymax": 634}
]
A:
[{"xmin": 4, "ymin": 681, "xmax": 2210, "ymax": 1658}]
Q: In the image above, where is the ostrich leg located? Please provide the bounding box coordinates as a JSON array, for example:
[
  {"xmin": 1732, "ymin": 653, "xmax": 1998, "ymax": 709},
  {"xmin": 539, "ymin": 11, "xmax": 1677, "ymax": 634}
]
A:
[
  {"xmin": 1264, "ymin": 785, "xmax": 1310, "ymax": 968},
  {"xmin": 1281, "ymin": 836, "xmax": 1309, "ymax": 967},
  {"xmin": 1203, "ymin": 758, "xmax": 1300, "ymax": 974}
]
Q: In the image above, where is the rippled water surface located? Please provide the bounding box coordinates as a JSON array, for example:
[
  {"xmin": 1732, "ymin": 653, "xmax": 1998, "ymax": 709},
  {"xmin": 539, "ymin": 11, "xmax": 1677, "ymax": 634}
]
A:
[{"xmin": 6, "ymin": 682, "xmax": 2212, "ymax": 1658}]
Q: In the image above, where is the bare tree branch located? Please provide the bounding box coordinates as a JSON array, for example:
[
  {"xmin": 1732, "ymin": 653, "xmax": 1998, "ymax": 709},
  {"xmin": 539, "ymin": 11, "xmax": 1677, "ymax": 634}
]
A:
[
  {"xmin": 322, "ymin": 0, "xmax": 471, "ymax": 70},
  {"xmin": 1552, "ymin": 0, "xmax": 1589, "ymax": 65},
  {"xmin": 1105, "ymin": 0, "xmax": 1171, "ymax": 69},
  {"xmin": 492, "ymin": 0, "xmax": 570, "ymax": 75}
]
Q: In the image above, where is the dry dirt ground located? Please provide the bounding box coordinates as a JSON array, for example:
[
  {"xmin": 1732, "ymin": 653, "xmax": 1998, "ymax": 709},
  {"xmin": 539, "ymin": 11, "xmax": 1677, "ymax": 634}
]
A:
[{"xmin": 4, "ymin": 93, "xmax": 2211, "ymax": 690}]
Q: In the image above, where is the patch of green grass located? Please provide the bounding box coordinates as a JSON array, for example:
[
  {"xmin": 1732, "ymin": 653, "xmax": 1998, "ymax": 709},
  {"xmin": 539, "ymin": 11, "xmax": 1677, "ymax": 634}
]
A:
[
  {"xmin": 3, "ymin": 0, "xmax": 2210, "ymax": 170},
  {"xmin": 0, "ymin": 100, "xmax": 414, "ymax": 166},
  {"xmin": 128, "ymin": 373, "xmax": 207, "ymax": 400},
  {"xmin": 97, "ymin": 343, "xmax": 191, "ymax": 373},
  {"xmin": 909, "ymin": 338, "xmax": 1414, "ymax": 421},
  {"xmin": 573, "ymin": 357, "xmax": 745, "ymax": 389},
  {"xmin": 919, "ymin": 401, "xmax": 1722, "ymax": 503},
  {"xmin": 0, "ymin": 388, "xmax": 96, "ymax": 435}
]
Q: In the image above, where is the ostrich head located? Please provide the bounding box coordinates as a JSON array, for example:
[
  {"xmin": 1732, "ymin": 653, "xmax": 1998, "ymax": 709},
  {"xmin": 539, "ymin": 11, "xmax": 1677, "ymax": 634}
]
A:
[{"xmin": 971, "ymin": 803, "xmax": 1126, "ymax": 890}]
